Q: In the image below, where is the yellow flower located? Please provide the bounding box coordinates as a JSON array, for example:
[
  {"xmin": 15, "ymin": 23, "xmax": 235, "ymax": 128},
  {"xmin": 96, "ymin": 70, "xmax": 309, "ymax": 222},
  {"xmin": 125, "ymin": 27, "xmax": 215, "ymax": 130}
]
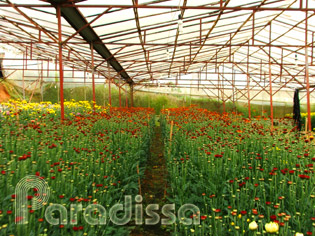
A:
[
  {"xmin": 265, "ymin": 222, "xmax": 279, "ymax": 233},
  {"xmin": 295, "ymin": 233, "xmax": 304, "ymax": 236},
  {"xmin": 249, "ymin": 221, "xmax": 258, "ymax": 230}
]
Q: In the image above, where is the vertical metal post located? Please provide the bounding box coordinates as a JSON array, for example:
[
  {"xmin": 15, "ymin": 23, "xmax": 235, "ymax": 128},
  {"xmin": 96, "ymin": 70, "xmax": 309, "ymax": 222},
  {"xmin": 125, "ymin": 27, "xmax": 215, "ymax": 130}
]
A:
[
  {"xmin": 232, "ymin": 64, "xmax": 236, "ymax": 112},
  {"xmin": 57, "ymin": 5, "xmax": 64, "ymax": 120},
  {"xmin": 84, "ymin": 70, "xmax": 86, "ymax": 100},
  {"xmin": 247, "ymin": 44, "xmax": 251, "ymax": 119},
  {"xmin": 305, "ymin": 5, "xmax": 312, "ymax": 132},
  {"xmin": 252, "ymin": 11, "xmax": 255, "ymax": 45},
  {"xmin": 222, "ymin": 65, "xmax": 225, "ymax": 113},
  {"xmin": 22, "ymin": 52, "xmax": 25, "ymax": 100},
  {"xmin": 40, "ymin": 60, "xmax": 44, "ymax": 102},
  {"xmin": 119, "ymin": 83, "xmax": 121, "ymax": 107},
  {"xmin": 269, "ymin": 23, "xmax": 274, "ymax": 130},
  {"xmin": 109, "ymin": 78, "xmax": 111, "ymax": 106},
  {"xmin": 200, "ymin": 19, "xmax": 202, "ymax": 44},
  {"xmin": 130, "ymin": 84, "xmax": 134, "ymax": 107},
  {"xmin": 125, "ymin": 84, "xmax": 128, "ymax": 108},
  {"xmin": 189, "ymin": 42, "xmax": 192, "ymax": 62},
  {"xmin": 311, "ymin": 32, "xmax": 314, "ymax": 65},
  {"xmin": 269, "ymin": 63, "xmax": 273, "ymax": 130},
  {"xmin": 217, "ymin": 66, "xmax": 220, "ymax": 102},
  {"xmin": 91, "ymin": 43, "xmax": 96, "ymax": 107}
]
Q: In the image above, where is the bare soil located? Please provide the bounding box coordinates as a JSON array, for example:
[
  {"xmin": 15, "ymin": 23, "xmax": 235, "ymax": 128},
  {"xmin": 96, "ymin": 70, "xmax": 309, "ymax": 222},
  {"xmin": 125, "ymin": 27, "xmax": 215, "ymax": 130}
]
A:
[{"xmin": 130, "ymin": 122, "xmax": 170, "ymax": 236}]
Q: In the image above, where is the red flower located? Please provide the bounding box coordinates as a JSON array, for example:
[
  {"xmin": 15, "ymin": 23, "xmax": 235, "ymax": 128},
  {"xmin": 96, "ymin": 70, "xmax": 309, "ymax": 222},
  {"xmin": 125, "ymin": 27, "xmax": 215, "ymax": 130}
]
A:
[
  {"xmin": 240, "ymin": 211, "xmax": 247, "ymax": 215},
  {"xmin": 7, "ymin": 210, "xmax": 12, "ymax": 214},
  {"xmin": 201, "ymin": 215, "xmax": 207, "ymax": 220},
  {"xmin": 1, "ymin": 170, "xmax": 6, "ymax": 175},
  {"xmin": 59, "ymin": 195, "xmax": 64, "ymax": 199},
  {"xmin": 299, "ymin": 174, "xmax": 310, "ymax": 179},
  {"xmin": 11, "ymin": 194, "xmax": 16, "ymax": 199},
  {"xmin": 27, "ymin": 195, "xmax": 33, "ymax": 200},
  {"xmin": 72, "ymin": 226, "xmax": 79, "ymax": 231},
  {"xmin": 35, "ymin": 172, "xmax": 40, "ymax": 176},
  {"xmin": 270, "ymin": 215, "xmax": 277, "ymax": 220},
  {"xmin": 59, "ymin": 225, "xmax": 65, "ymax": 229},
  {"xmin": 69, "ymin": 198, "xmax": 76, "ymax": 202}
]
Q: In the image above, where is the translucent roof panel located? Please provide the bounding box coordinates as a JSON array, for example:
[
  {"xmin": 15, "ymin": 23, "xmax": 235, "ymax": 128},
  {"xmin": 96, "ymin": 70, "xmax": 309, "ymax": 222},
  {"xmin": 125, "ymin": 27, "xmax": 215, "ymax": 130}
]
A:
[{"xmin": 0, "ymin": 0, "xmax": 314, "ymax": 90}]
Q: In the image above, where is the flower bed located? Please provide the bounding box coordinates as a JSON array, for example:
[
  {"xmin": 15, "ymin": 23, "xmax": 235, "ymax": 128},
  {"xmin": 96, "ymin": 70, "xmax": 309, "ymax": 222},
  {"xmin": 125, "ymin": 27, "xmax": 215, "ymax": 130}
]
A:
[
  {"xmin": 162, "ymin": 107, "xmax": 314, "ymax": 235},
  {"xmin": 0, "ymin": 100, "xmax": 154, "ymax": 235}
]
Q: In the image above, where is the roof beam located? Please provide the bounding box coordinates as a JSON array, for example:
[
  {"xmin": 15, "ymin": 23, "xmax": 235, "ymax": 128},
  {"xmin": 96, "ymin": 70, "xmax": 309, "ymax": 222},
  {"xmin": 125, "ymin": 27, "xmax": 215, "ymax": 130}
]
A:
[{"xmin": 44, "ymin": 0, "xmax": 133, "ymax": 84}]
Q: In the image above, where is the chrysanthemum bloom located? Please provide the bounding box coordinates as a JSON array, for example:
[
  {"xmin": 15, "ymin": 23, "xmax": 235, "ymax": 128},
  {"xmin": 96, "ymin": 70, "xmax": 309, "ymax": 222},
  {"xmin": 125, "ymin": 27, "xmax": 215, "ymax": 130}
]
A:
[
  {"xmin": 265, "ymin": 222, "xmax": 279, "ymax": 233},
  {"xmin": 249, "ymin": 221, "xmax": 258, "ymax": 230}
]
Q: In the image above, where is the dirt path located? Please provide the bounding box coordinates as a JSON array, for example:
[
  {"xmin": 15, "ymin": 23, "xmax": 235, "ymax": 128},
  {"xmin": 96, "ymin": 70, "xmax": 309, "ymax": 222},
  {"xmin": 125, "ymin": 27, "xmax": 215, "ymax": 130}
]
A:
[{"xmin": 130, "ymin": 118, "xmax": 169, "ymax": 236}]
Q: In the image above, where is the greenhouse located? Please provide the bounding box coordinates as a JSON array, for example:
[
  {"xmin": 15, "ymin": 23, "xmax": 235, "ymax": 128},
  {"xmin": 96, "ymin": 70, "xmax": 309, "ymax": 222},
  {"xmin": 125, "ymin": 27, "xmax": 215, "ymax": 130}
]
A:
[{"xmin": 0, "ymin": 0, "xmax": 314, "ymax": 235}]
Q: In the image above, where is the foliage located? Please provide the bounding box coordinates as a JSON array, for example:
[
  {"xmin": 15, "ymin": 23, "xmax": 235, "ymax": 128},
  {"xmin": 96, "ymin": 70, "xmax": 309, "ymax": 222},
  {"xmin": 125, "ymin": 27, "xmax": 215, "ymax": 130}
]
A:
[{"xmin": 161, "ymin": 107, "xmax": 315, "ymax": 235}]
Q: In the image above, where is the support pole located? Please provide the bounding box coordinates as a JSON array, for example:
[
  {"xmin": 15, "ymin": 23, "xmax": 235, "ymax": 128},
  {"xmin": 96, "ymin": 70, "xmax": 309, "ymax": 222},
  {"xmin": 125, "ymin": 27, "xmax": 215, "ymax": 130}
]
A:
[
  {"xmin": 125, "ymin": 84, "xmax": 128, "ymax": 107},
  {"xmin": 91, "ymin": 43, "xmax": 96, "ymax": 107},
  {"xmin": 247, "ymin": 44, "xmax": 251, "ymax": 119},
  {"xmin": 57, "ymin": 5, "xmax": 64, "ymax": 120},
  {"xmin": 130, "ymin": 84, "xmax": 134, "ymax": 107},
  {"xmin": 269, "ymin": 62, "xmax": 273, "ymax": 131},
  {"xmin": 305, "ymin": 6, "xmax": 312, "ymax": 132},
  {"xmin": 222, "ymin": 65, "xmax": 225, "ymax": 113},
  {"xmin": 22, "ymin": 52, "xmax": 25, "ymax": 100},
  {"xmin": 119, "ymin": 83, "xmax": 122, "ymax": 107},
  {"xmin": 269, "ymin": 23, "xmax": 274, "ymax": 131},
  {"xmin": 108, "ymin": 78, "xmax": 111, "ymax": 106}
]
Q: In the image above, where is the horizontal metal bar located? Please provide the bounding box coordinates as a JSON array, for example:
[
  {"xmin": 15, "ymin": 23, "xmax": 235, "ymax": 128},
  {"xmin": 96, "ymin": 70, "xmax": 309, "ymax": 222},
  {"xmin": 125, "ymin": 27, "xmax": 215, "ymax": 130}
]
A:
[
  {"xmin": 0, "ymin": 41, "xmax": 312, "ymax": 48},
  {"xmin": 0, "ymin": 4, "xmax": 314, "ymax": 12}
]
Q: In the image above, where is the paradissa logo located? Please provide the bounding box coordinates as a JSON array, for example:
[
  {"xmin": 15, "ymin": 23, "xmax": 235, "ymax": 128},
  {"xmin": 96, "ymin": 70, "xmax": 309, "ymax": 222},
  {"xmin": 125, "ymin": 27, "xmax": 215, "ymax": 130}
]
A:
[{"xmin": 15, "ymin": 175, "xmax": 200, "ymax": 226}]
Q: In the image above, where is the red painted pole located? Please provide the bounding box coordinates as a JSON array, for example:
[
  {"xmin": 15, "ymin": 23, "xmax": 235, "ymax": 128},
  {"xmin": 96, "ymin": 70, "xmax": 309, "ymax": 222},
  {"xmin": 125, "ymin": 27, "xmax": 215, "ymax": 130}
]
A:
[
  {"xmin": 269, "ymin": 23, "xmax": 274, "ymax": 131},
  {"xmin": 108, "ymin": 79, "xmax": 111, "ymax": 106},
  {"xmin": 22, "ymin": 52, "xmax": 25, "ymax": 100},
  {"xmin": 57, "ymin": 5, "xmax": 64, "ymax": 120},
  {"xmin": 119, "ymin": 84, "xmax": 121, "ymax": 107},
  {"xmin": 125, "ymin": 84, "xmax": 128, "ymax": 107},
  {"xmin": 269, "ymin": 62, "xmax": 274, "ymax": 131},
  {"xmin": 305, "ymin": 7, "xmax": 312, "ymax": 132},
  {"xmin": 91, "ymin": 43, "xmax": 96, "ymax": 108},
  {"xmin": 247, "ymin": 45, "xmax": 251, "ymax": 119}
]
